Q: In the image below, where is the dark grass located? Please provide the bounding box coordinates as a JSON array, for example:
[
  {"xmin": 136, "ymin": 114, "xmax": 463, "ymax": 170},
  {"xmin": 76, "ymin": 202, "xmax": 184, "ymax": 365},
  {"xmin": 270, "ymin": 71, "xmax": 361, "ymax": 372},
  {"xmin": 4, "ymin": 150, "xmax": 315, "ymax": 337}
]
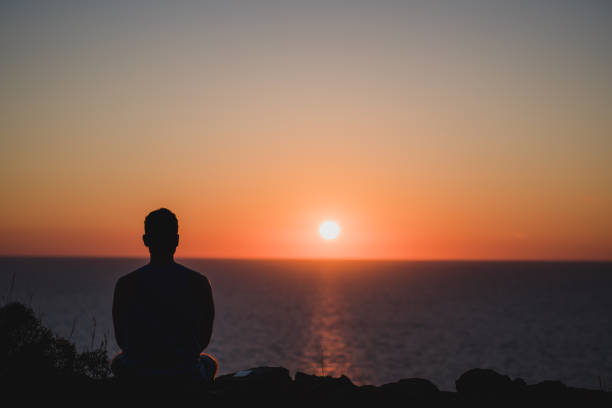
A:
[{"xmin": 0, "ymin": 301, "xmax": 111, "ymax": 380}]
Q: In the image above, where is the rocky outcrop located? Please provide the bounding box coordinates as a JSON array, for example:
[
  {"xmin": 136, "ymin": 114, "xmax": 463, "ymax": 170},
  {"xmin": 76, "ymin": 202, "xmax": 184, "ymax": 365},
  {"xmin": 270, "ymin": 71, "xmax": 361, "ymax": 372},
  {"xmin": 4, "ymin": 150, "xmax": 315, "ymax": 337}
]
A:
[
  {"xmin": 3, "ymin": 365, "xmax": 611, "ymax": 406},
  {"xmin": 173, "ymin": 366, "xmax": 612, "ymax": 405},
  {"xmin": 455, "ymin": 368, "xmax": 526, "ymax": 399},
  {"xmin": 208, "ymin": 367, "xmax": 610, "ymax": 406}
]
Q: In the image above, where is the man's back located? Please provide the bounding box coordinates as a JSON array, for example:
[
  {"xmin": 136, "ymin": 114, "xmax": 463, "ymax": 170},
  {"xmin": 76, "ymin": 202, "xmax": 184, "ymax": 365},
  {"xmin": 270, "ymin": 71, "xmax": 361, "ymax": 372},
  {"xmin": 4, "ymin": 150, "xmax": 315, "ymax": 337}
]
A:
[{"xmin": 112, "ymin": 262, "xmax": 214, "ymax": 368}]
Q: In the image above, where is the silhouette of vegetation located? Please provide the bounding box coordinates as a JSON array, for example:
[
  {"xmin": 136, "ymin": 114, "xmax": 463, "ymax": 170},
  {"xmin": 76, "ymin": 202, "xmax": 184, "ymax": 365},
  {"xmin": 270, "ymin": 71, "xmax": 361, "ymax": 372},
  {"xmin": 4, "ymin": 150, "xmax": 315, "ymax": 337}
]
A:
[{"xmin": 0, "ymin": 301, "xmax": 110, "ymax": 380}]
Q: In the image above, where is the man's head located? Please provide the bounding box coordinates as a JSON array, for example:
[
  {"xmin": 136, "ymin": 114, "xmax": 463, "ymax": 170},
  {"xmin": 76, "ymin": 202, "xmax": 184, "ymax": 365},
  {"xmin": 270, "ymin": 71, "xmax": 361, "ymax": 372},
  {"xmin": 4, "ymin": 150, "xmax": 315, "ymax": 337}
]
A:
[{"xmin": 143, "ymin": 208, "xmax": 179, "ymax": 257}]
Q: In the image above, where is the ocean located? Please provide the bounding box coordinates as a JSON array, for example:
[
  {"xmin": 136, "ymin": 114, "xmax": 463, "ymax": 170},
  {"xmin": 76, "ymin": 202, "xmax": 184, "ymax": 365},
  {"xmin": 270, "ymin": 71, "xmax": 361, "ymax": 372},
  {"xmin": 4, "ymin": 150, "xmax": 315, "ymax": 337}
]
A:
[{"xmin": 1, "ymin": 257, "xmax": 611, "ymax": 390}]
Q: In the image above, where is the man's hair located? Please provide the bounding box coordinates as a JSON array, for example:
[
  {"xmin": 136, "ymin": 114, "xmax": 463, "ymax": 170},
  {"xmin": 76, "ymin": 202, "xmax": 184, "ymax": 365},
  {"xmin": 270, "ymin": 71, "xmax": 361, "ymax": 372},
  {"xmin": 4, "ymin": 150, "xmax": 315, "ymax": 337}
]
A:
[{"xmin": 144, "ymin": 208, "xmax": 178, "ymax": 236}]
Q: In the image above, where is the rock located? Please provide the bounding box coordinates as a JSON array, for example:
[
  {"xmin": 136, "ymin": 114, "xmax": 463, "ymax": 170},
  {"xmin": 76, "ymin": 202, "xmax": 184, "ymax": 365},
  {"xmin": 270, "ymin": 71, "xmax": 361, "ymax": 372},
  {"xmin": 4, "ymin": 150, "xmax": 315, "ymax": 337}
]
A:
[
  {"xmin": 381, "ymin": 378, "xmax": 440, "ymax": 400},
  {"xmin": 215, "ymin": 366, "xmax": 292, "ymax": 385},
  {"xmin": 294, "ymin": 372, "xmax": 357, "ymax": 400},
  {"xmin": 524, "ymin": 381, "xmax": 612, "ymax": 405},
  {"xmin": 528, "ymin": 380, "xmax": 567, "ymax": 396},
  {"xmin": 357, "ymin": 384, "xmax": 383, "ymax": 396},
  {"xmin": 210, "ymin": 366, "xmax": 293, "ymax": 401},
  {"xmin": 456, "ymin": 368, "xmax": 525, "ymax": 399},
  {"xmin": 294, "ymin": 371, "xmax": 355, "ymax": 388},
  {"xmin": 513, "ymin": 377, "xmax": 527, "ymax": 387}
]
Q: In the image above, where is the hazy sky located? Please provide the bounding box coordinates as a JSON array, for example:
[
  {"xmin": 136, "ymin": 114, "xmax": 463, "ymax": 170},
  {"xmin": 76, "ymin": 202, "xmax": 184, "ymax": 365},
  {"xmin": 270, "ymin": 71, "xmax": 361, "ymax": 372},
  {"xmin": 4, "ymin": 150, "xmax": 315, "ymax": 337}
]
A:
[{"xmin": 1, "ymin": 1, "xmax": 611, "ymax": 259}]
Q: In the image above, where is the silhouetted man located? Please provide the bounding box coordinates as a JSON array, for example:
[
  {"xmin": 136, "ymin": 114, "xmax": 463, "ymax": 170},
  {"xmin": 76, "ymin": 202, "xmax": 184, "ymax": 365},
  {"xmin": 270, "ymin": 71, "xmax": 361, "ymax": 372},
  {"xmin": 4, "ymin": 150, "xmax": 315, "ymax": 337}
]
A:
[{"xmin": 111, "ymin": 208, "xmax": 217, "ymax": 382}]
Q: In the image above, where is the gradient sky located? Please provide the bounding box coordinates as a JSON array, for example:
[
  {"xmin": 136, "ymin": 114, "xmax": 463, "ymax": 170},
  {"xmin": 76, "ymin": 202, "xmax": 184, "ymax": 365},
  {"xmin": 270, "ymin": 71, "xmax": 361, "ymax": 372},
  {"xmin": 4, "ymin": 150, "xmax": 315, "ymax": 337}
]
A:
[{"xmin": 1, "ymin": 1, "xmax": 611, "ymax": 259}]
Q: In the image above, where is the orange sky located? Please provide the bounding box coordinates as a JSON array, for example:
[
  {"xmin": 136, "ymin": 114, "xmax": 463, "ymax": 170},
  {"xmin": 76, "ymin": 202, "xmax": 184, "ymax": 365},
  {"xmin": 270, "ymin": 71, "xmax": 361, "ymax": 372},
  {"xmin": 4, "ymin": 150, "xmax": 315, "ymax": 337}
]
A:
[{"xmin": 1, "ymin": 2, "xmax": 611, "ymax": 260}]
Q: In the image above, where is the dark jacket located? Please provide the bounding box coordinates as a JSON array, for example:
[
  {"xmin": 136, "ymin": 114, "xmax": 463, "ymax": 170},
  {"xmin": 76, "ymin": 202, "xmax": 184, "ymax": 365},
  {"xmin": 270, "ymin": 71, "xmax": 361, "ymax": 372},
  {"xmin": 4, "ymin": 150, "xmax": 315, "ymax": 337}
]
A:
[{"xmin": 112, "ymin": 262, "xmax": 214, "ymax": 367}]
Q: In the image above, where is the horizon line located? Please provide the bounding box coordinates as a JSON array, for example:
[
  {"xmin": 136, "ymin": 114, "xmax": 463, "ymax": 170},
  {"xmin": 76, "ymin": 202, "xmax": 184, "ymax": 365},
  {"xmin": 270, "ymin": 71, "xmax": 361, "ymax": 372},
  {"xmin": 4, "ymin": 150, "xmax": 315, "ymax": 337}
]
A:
[{"xmin": 1, "ymin": 254, "xmax": 611, "ymax": 263}]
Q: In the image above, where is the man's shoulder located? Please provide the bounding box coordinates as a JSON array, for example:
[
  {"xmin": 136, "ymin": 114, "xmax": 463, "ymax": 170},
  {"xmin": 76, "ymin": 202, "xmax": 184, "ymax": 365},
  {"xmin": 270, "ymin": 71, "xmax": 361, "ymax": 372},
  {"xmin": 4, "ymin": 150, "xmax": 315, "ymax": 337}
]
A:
[
  {"xmin": 175, "ymin": 263, "xmax": 211, "ymax": 285},
  {"xmin": 116, "ymin": 264, "xmax": 149, "ymax": 285},
  {"xmin": 115, "ymin": 262, "xmax": 210, "ymax": 289}
]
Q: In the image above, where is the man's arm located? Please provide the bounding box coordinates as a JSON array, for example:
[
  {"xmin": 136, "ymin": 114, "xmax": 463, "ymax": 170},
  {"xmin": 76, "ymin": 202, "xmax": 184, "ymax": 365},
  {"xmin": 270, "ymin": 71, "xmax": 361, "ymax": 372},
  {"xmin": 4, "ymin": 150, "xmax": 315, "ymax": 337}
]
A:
[
  {"xmin": 112, "ymin": 278, "xmax": 126, "ymax": 351},
  {"xmin": 198, "ymin": 277, "xmax": 215, "ymax": 351}
]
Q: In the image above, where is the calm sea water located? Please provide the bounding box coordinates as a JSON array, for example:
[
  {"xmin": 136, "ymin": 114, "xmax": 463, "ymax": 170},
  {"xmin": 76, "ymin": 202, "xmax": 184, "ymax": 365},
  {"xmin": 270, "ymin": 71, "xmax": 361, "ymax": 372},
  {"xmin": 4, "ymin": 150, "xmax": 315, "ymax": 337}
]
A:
[{"xmin": 1, "ymin": 257, "xmax": 611, "ymax": 390}]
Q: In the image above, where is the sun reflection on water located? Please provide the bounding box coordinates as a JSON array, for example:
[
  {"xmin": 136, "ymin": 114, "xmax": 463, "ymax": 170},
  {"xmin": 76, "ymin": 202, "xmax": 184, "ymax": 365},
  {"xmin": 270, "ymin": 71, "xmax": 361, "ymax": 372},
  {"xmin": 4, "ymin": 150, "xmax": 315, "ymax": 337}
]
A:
[{"xmin": 299, "ymin": 271, "xmax": 365, "ymax": 382}]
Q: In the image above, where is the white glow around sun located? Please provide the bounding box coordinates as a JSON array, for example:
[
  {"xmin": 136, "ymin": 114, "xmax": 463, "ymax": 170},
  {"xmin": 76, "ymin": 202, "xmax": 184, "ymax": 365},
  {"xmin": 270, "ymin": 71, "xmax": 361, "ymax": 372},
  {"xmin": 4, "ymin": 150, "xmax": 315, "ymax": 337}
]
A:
[{"xmin": 319, "ymin": 220, "xmax": 340, "ymax": 240}]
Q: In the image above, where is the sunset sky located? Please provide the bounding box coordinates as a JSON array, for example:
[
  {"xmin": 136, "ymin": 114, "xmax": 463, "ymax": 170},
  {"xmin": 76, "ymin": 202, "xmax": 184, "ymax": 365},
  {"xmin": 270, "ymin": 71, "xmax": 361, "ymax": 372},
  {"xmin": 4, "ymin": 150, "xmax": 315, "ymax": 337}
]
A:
[{"xmin": 1, "ymin": 1, "xmax": 611, "ymax": 259}]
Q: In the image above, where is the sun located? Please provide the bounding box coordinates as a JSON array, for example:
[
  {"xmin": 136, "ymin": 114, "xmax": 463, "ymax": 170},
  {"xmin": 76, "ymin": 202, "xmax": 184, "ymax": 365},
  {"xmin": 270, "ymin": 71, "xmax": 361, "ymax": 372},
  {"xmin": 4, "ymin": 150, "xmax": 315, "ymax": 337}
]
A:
[{"xmin": 319, "ymin": 220, "xmax": 340, "ymax": 240}]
